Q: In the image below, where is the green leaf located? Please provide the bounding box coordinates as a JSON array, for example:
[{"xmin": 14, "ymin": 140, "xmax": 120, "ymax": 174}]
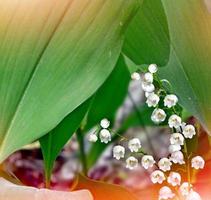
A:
[
  {"xmin": 159, "ymin": 0, "xmax": 211, "ymax": 132},
  {"xmin": 39, "ymin": 100, "xmax": 90, "ymax": 186},
  {"xmin": 123, "ymin": 0, "xmax": 170, "ymax": 66},
  {"xmin": 0, "ymin": 0, "xmax": 140, "ymax": 162},
  {"xmin": 85, "ymin": 55, "xmax": 130, "ymax": 130}
]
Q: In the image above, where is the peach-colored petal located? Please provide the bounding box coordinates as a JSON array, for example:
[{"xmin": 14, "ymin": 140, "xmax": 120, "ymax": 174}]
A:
[{"xmin": 0, "ymin": 178, "xmax": 93, "ymax": 200}]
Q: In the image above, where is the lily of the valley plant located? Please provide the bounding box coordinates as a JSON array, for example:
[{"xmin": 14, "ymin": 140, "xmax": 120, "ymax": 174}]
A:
[{"xmin": 89, "ymin": 64, "xmax": 205, "ymax": 200}]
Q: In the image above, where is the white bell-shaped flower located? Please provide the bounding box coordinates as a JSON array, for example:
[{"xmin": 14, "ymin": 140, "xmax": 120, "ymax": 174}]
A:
[
  {"xmin": 158, "ymin": 186, "xmax": 175, "ymax": 200},
  {"xmin": 88, "ymin": 133, "xmax": 98, "ymax": 143},
  {"xmin": 100, "ymin": 118, "xmax": 110, "ymax": 129},
  {"xmin": 183, "ymin": 124, "xmax": 196, "ymax": 139},
  {"xmin": 150, "ymin": 170, "xmax": 166, "ymax": 184},
  {"xmin": 170, "ymin": 151, "xmax": 185, "ymax": 165},
  {"xmin": 169, "ymin": 144, "xmax": 181, "ymax": 153},
  {"xmin": 143, "ymin": 72, "xmax": 153, "ymax": 83},
  {"xmin": 113, "ymin": 145, "xmax": 125, "ymax": 160},
  {"xmin": 131, "ymin": 72, "xmax": 141, "ymax": 80},
  {"xmin": 167, "ymin": 172, "xmax": 181, "ymax": 186},
  {"xmin": 191, "ymin": 156, "xmax": 205, "ymax": 169},
  {"xmin": 141, "ymin": 155, "xmax": 156, "ymax": 169},
  {"xmin": 168, "ymin": 114, "xmax": 182, "ymax": 129},
  {"xmin": 158, "ymin": 158, "xmax": 172, "ymax": 172},
  {"xmin": 151, "ymin": 108, "xmax": 166, "ymax": 123},
  {"xmin": 164, "ymin": 94, "xmax": 178, "ymax": 108},
  {"xmin": 126, "ymin": 156, "xmax": 138, "ymax": 170},
  {"xmin": 170, "ymin": 133, "xmax": 184, "ymax": 146},
  {"xmin": 128, "ymin": 138, "xmax": 141, "ymax": 152},
  {"xmin": 148, "ymin": 64, "xmax": 158, "ymax": 74},
  {"xmin": 142, "ymin": 82, "xmax": 155, "ymax": 93},
  {"xmin": 179, "ymin": 182, "xmax": 192, "ymax": 197},
  {"xmin": 99, "ymin": 129, "xmax": 111, "ymax": 144},
  {"xmin": 146, "ymin": 93, "xmax": 160, "ymax": 107},
  {"xmin": 145, "ymin": 92, "xmax": 152, "ymax": 98},
  {"xmin": 186, "ymin": 190, "xmax": 201, "ymax": 200}
]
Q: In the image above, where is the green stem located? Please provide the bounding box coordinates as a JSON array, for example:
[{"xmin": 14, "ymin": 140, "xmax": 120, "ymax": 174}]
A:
[
  {"xmin": 128, "ymin": 91, "xmax": 158, "ymax": 160},
  {"xmin": 76, "ymin": 128, "xmax": 88, "ymax": 175},
  {"xmin": 184, "ymin": 140, "xmax": 191, "ymax": 190}
]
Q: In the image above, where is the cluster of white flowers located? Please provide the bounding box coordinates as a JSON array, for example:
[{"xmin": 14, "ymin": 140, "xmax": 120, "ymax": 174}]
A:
[
  {"xmin": 89, "ymin": 64, "xmax": 205, "ymax": 200},
  {"xmin": 114, "ymin": 137, "xmax": 142, "ymax": 170},
  {"xmin": 88, "ymin": 118, "xmax": 111, "ymax": 143},
  {"xmin": 141, "ymin": 64, "xmax": 204, "ymax": 200}
]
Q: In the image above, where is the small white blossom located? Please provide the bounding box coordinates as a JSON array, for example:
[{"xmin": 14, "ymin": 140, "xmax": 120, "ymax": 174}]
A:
[
  {"xmin": 164, "ymin": 94, "xmax": 178, "ymax": 108},
  {"xmin": 168, "ymin": 114, "xmax": 182, "ymax": 129},
  {"xmin": 146, "ymin": 93, "xmax": 160, "ymax": 107},
  {"xmin": 148, "ymin": 64, "xmax": 158, "ymax": 74},
  {"xmin": 170, "ymin": 151, "xmax": 185, "ymax": 165},
  {"xmin": 176, "ymin": 122, "xmax": 186, "ymax": 132},
  {"xmin": 170, "ymin": 133, "xmax": 184, "ymax": 146},
  {"xmin": 191, "ymin": 156, "xmax": 205, "ymax": 169},
  {"xmin": 150, "ymin": 170, "xmax": 166, "ymax": 184},
  {"xmin": 88, "ymin": 133, "xmax": 98, "ymax": 143},
  {"xmin": 151, "ymin": 108, "xmax": 166, "ymax": 123},
  {"xmin": 145, "ymin": 92, "xmax": 153, "ymax": 98},
  {"xmin": 167, "ymin": 172, "xmax": 181, "ymax": 186},
  {"xmin": 113, "ymin": 145, "xmax": 125, "ymax": 160},
  {"xmin": 186, "ymin": 190, "xmax": 201, "ymax": 200},
  {"xmin": 126, "ymin": 156, "xmax": 138, "ymax": 170},
  {"xmin": 169, "ymin": 144, "xmax": 181, "ymax": 153},
  {"xmin": 143, "ymin": 72, "xmax": 153, "ymax": 83},
  {"xmin": 179, "ymin": 182, "xmax": 192, "ymax": 197},
  {"xmin": 100, "ymin": 118, "xmax": 110, "ymax": 129},
  {"xmin": 159, "ymin": 186, "xmax": 175, "ymax": 200},
  {"xmin": 99, "ymin": 129, "xmax": 111, "ymax": 144},
  {"xmin": 183, "ymin": 124, "xmax": 196, "ymax": 139},
  {"xmin": 142, "ymin": 82, "xmax": 155, "ymax": 93},
  {"xmin": 131, "ymin": 72, "xmax": 141, "ymax": 80},
  {"xmin": 158, "ymin": 158, "xmax": 172, "ymax": 172},
  {"xmin": 128, "ymin": 138, "xmax": 141, "ymax": 152},
  {"xmin": 141, "ymin": 155, "xmax": 156, "ymax": 169}
]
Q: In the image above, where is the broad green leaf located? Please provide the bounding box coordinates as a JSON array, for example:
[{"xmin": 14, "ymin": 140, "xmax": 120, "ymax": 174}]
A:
[
  {"xmin": 0, "ymin": 0, "xmax": 140, "ymax": 162},
  {"xmin": 160, "ymin": 0, "xmax": 211, "ymax": 133},
  {"xmin": 85, "ymin": 55, "xmax": 130, "ymax": 130},
  {"xmin": 123, "ymin": 0, "xmax": 170, "ymax": 66},
  {"xmin": 39, "ymin": 100, "xmax": 90, "ymax": 186}
]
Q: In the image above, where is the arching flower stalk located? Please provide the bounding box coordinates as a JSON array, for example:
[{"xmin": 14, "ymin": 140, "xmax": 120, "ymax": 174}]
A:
[{"xmin": 88, "ymin": 64, "xmax": 205, "ymax": 200}]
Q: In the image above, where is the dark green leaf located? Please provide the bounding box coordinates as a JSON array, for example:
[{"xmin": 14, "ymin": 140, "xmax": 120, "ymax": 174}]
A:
[
  {"xmin": 85, "ymin": 55, "xmax": 130, "ymax": 130},
  {"xmin": 39, "ymin": 100, "xmax": 90, "ymax": 185},
  {"xmin": 160, "ymin": 0, "xmax": 211, "ymax": 133},
  {"xmin": 0, "ymin": 0, "xmax": 140, "ymax": 162},
  {"xmin": 123, "ymin": 0, "xmax": 170, "ymax": 66}
]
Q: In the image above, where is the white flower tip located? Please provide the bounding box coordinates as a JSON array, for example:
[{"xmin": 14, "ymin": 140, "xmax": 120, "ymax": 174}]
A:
[
  {"xmin": 151, "ymin": 108, "xmax": 166, "ymax": 124},
  {"xmin": 131, "ymin": 72, "xmax": 141, "ymax": 80},
  {"xmin": 167, "ymin": 172, "xmax": 181, "ymax": 186},
  {"xmin": 126, "ymin": 156, "xmax": 138, "ymax": 170},
  {"xmin": 100, "ymin": 118, "xmax": 110, "ymax": 129},
  {"xmin": 128, "ymin": 138, "xmax": 141, "ymax": 153},
  {"xmin": 141, "ymin": 155, "xmax": 155, "ymax": 169},
  {"xmin": 88, "ymin": 134, "xmax": 98, "ymax": 143},
  {"xmin": 158, "ymin": 158, "xmax": 172, "ymax": 172},
  {"xmin": 99, "ymin": 129, "xmax": 111, "ymax": 144},
  {"xmin": 148, "ymin": 64, "xmax": 158, "ymax": 74},
  {"xmin": 191, "ymin": 156, "xmax": 205, "ymax": 169},
  {"xmin": 113, "ymin": 145, "xmax": 125, "ymax": 160},
  {"xmin": 159, "ymin": 186, "xmax": 175, "ymax": 200}
]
